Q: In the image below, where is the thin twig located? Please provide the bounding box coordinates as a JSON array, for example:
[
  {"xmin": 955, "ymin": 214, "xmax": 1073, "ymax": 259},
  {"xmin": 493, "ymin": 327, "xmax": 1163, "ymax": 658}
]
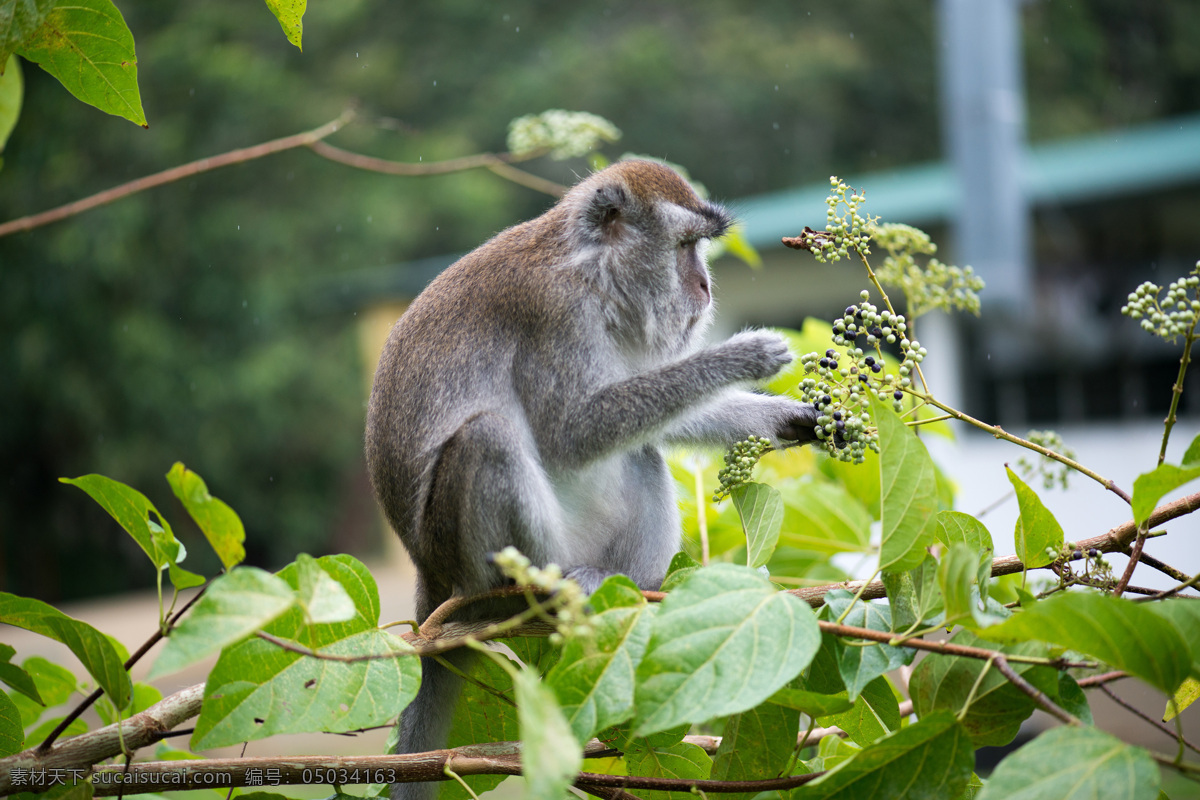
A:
[
  {"xmin": 993, "ymin": 656, "xmax": 1081, "ymax": 726},
  {"xmin": 37, "ymin": 585, "xmax": 209, "ymax": 753},
  {"xmin": 0, "ymin": 112, "xmax": 355, "ymax": 238},
  {"xmin": 1099, "ymin": 684, "xmax": 1200, "ymax": 757},
  {"xmin": 1075, "ymin": 671, "xmax": 1128, "ymax": 688},
  {"xmin": 1133, "ymin": 551, "xmax": 1193, "ymax": 585}
]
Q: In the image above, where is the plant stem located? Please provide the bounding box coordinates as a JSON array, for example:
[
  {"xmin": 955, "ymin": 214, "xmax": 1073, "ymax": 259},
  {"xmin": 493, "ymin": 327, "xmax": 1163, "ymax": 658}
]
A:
[{"xmin": 993, "ymin": 656, "xmax": 1081, "ymax": 726}]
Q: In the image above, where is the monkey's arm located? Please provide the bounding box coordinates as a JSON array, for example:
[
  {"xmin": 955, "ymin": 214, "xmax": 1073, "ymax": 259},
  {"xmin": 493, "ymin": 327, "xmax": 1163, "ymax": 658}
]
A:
[
  {"xmin": 662, "ymin": 389, "xmax": 819, "ymax": 448},
  {"xmin": 554, "ymin": 331, "xmax": 797, "ymax": 464}
]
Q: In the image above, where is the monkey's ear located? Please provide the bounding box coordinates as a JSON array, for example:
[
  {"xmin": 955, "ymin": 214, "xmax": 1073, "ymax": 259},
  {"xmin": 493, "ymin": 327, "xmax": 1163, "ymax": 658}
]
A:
[{"xmin": 584, "ymin": 183, "xmax": 628, "ymax": 233}]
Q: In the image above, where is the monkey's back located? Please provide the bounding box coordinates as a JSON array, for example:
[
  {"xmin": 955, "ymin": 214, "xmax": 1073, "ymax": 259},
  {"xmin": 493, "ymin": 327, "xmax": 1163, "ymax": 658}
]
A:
[{"xmin": 364, "ymin": 212, "xmax": 586, "ymax": 555}]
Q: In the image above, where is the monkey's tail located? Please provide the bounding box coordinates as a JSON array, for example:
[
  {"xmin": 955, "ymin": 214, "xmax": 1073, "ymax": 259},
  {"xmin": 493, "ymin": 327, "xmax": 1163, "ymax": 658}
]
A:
[{"xmin": 390, "ymin": 649, "xmax": 475, "ymax": 800}]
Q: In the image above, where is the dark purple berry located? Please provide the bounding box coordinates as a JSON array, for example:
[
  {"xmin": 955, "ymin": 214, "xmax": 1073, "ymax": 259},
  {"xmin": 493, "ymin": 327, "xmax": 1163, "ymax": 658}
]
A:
[
  {"xmin": 835, "ymin": 420, "xmax": 846, "ymax": 431},
  {"xmin": 871, "ymin": 363, "xmax": 882, "ymax": 373},
  {"xmin": 819, "ymin": 358, "xmax": 830, "ymax": 369},
  {"xmin": 854, "ymin": 309, "xmax": 863, "ymax": 319},
  {"xmin": 870, "ymin": 326, "xmax": 883, "ymax": 338},
  {"xmin": 821, "ymin": 395, "xmax": 832, "ymax": 407},
  {"xmin": 832, "ymin": 411, "xmax": 842, "ymax": 421},
  {"xmin": 864, "ymin": 356, "xmax": 875, "ymax": 366},
  {"xmin": 893, "ymin": 389, "xmax": 903, "ymax": 401},
  {"xmin": 826, "ymin": 349, "xmax": 837, "ymax": 358},
  {"xmin": 858, "ymin": 374, "xmax": 869, "ymax": 382},
  {"xmin": 845, "ymin": 306, "xmax": 857, "ymax": 316}
]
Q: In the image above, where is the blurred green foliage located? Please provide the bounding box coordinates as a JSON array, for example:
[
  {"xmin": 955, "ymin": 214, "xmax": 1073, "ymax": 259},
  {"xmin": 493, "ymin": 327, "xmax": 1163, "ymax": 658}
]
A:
[{"xmin": 1, "ymin": 1, "xmax": 1197, "ymax": 601}]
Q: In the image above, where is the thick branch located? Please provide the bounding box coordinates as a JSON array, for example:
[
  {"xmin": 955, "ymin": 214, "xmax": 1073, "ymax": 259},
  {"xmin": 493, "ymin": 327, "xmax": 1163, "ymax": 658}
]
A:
[{"xmin": 0, "ymin": 684, "xmax": 204, "ymax": 795}]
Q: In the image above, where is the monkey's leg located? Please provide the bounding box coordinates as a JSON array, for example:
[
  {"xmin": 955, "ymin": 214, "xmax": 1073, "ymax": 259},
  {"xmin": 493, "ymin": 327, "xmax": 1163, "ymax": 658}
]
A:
[{"xmin": 391, "ymin": 648, "xmax": 475, "ymax": 800}]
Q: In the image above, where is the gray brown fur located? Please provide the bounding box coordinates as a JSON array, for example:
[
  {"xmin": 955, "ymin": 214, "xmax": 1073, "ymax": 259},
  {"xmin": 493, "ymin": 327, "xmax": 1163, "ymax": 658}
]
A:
[{"xmin": 365, "ymin": 160, "xmax": 817, "ymax": 800}]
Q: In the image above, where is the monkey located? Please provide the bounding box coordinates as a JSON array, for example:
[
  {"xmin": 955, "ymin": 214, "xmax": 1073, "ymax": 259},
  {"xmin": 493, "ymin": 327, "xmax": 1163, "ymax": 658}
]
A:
[{"xmin": 364, "ymin": 159, "xmax": 819, "ymax": 799}]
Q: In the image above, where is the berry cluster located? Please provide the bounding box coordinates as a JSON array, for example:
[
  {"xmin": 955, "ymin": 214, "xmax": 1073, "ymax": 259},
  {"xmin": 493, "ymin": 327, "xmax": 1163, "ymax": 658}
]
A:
[
  {"xmin": 506, "ymin": 110, "xmax": 622, "ymax": 160},
  {"xmin": 797, "ymin": 291, "xmax": 930, "ymax": 464},
  {"xmin": 1121, "ymin": 264, "xmax": 1200, "ymax": 342},
  {"xmin": 493, "ymin": 546, "xmax": 591, "ymax": 643},
  {"xmin": 712, "ymin": 435, "xmax": 772, "ymax": 502},
  {"xmin": 1016, "ymin": 429, "xmax": 1077, "ymax": 491},
  {"xmin": 873, "ymin": 223, "xmax": 985, "ymax": 319},
  {"xmin": 808, "ymin": 178, "xmax": 877, "ymax": 263}
]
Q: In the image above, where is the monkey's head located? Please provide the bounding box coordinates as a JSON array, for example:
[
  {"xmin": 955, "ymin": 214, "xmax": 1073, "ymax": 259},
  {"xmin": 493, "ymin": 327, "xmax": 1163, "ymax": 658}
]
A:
[{"xmin": 562, "ymin": 160, "xmax": 733, "ymax": 356}]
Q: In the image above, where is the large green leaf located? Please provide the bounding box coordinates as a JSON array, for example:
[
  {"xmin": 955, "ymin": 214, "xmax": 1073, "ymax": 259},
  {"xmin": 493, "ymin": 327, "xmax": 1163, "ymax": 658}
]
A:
[
  {"xmin": 292, "ymin": 554, "xmax": 356, "ymax": 624},
  {"xmin": 0, "ymin": 593, "xmax": 130, "ymax": 708},
  {"xmin": 60, "ymin": 474, "xmax": 203, "ymax": 590},
  {"xmin": 1006, "ymin": 467, "xmax": 1063, "ymax": 569},
  {"xmin": 547, "ymin": 576, "xmax": 653, "ymax": 742},
  {"xmin": 633, "ymin": 564, "xmax": 820, "ymax": 735},
  {"xmin": 0, "ymin": 690, "xmax": 22, "ymax": 756},
  {"xmin": 166, "ymin": 463, "xmax": 246, "ymax": 569},
  {"xmin": 0, "ymin": 0, "xmax": 57, "ymax": 63},
  {"xmin": 150, "ymin": 567, "xmax": 296, "ymax": 679},
  {"xmin": 939, "ymin": 543, "xmax": 1004, "ymax": 629},
  {"xmin": 874, "ymin": 397, "xmax": 939, "ymax": 572},
  {"xmin": 797, "ymin": 711, "xmax": 973, "ymax": 800},
  {"xmin": 191, "ymin": 626, "xmax": 415, "ymax": 749},
  {"xmin": 15, "ymin": 0, "xmax": 146, "ymax": 126},
  {"xmin": 981, "ymin": 591, "xmax": 1191, "ymax": 693},
  {"xmin": 936, "ymin": 511, "xmax": 994, "ymax": 600},
  {"xmin": 910, "ymin": 632, "xmax": 1057, "ymax": 747},
  {"xmin": 711, "ymin": 702, "xmax": 799, "ymax": 800},
  {"xmin": 732, "ymin": 482, "xmax": 784, "ymax": 568},
  {"xmin": 9, "ymin": 657, "xmax": 77, "ymax": 728},
  {"xmin": 816, "ymin": 675, "xmax": 901, "ymax": 748},
  {"xmin": 515, "ymin": 668, "xmax": 581, "ymax": 800},
  {"xmin": 779, "ymin": 480, "xmax": 873, "ymax": 555},
  {"xmin": 976, "ymin": 726, "xmax": 1159, "ymax": 800},
  {"xmin": 1131, "ymin": 434, "xmax": 1200, "ymax": 526},
  {"xmin": 263, "ymin": 0, "xmax": 305, "ymax": 50}
]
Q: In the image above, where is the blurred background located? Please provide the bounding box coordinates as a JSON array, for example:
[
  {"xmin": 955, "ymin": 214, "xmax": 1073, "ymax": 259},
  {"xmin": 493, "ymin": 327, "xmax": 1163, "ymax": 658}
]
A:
[
  {"xmin": 5, "ymin": 0, "xmax": 1199, "ymax": 603},
  {"xmin": 3, "ymin": 0, "xmax": 1200, "ymax": 781}
]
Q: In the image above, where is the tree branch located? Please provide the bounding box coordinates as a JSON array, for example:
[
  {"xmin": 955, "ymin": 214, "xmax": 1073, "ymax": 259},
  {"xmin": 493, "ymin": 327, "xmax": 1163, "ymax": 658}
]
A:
[
  {"xmin": 0, "ymin": 113, "xmax": 355, "ymax": 238},
  {"xmin": 993, "ymin": 656, "xmax": 1080, "ymax": 726}
]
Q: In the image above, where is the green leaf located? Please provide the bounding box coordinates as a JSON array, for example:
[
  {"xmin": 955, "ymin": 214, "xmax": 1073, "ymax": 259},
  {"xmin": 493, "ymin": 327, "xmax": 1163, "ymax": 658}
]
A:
[
  {"xmin": 293, "ymin": 554, "xmax": 356, "ymax": 624},
  {"xmin": 0, "ymin": 690, "xmax": 23, "ymax": 756},
  {"xmin": 798, "ymin": 711, "xmax": 973, "ymax": 800},
  {"xmin": 0, "ymin": 53, "xmax": 20, "ymax": 152},
  {"xmin": 910, "ymin": 631, "xmax": 1057, "ymax": 747},
  {"xmin": 660, "ymin": 551, "xmax": 699, "ymax": 592},
  {"xmin": 624, "ymin": 727, "xmax": 712, "ymax": 800},
  {"xmin": 819, "ymin": 447, "xmax": 881, "ymax": 519},
  {"xmin": 1006, "ymin": 467, "xmax": 1064, "ymax": 569},
  {"xmin": 939, "ymin": 543, "xmax": 1004, "ymax": 629},
  {"xmin": 717, "ymin": 224, "xmax": 762, "ymax": 268},
  {"xmin": 779, "ymin": 480, "xmax": 873, "ymax": 555},
  {"xmin": 633, "ymin": 564, "xmax": 820, "ymax": 736},
  {"xmin": 982, "ymin": 591, "xmax": 1191, "ymax": 694},
  {"xmin": 732, "ymin": 482, "xmax": 784, "ymax": 568},
  {"xmin": 1132, "ymin": 434, "xmax": 1200, "ymax": 526},
  {"xmin": 711, "ymin": 702, "xmax": 799, "ymax": 800},
  {"xmin": 191, "ymin": 626, "xmax": 415, "ymax": 750},
  {"xmin": 15, "ymin": 0, "xmax": 146, "ymax": 126},
  {"xmin": 150, "ymin": 566, "xmax": 296, "ymax": 678},
  {"xmin": 816, "ymin": 675, "xmax": 901, "ymax": 748},
  {"xmin": 10, "ymin": 657, "xmax": 77, "ymax": 728},
  {"xmin": 0, "ymin": 0, "xmax": 57, "ymax": 63},
  {"xmin": 936, "ymin": 510, "xmax": 994, "ymax": 601},
  {"xmin": 881, "ymin": 554, "xmax": 942, "ymax": 632},
  {"xmin": 0, "ymin": 593, "xmax": 130, "ymax": 708},
  {"xmin": 821, "ymin": 591, "xmax": 912, "ymax": 700},
  {"xmin": 874, "ymin": 397, "xmax": 939, "ymax": 572},
  {"xmin": 1165, "ymin": 676, "xmax": 1200, "ymax": 722},
  {"xmin": 1057, "ymin": 673, "xmax": 1093, "ymax": 726},
  {"xmin": 547, "ymin": 575, "xmax": 652, "ymax": 742},
  {"xmin": 767, "ymin": 684, "xmax": 855, "ymax": 717},
  {"xmin": 515, "ymin": 668, "xmax": 582, "ymax": 800},
  {"xmin": 263, "ymin": 0, "xmax": 305, "ymax": 50},
  {"xmin": 976, "ymin": 725, "xmax": 1159, "ymax": 800},
  {"xmin": 60, "ymin": 474, "xmax": 203, "ymax": 590},
  {"xmin": 166, "ymin": 462, "xmax": 246, "ymax": 569},
  {"xmin": 0, "ymin": 645, "xmax": 40, "ymax": 705},
  {"xmin": 439, "ymin": 654, "xmax": 520, "ymax": 800}
]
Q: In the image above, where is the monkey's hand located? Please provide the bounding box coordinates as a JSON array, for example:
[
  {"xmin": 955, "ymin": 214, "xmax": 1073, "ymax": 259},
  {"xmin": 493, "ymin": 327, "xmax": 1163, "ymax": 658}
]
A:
[
  {"xmin": 775, "ymin": 400, "xmax": 820, "ymax": 446},
  {"xmin": 717, "ymin": 330, "xmax": 794, "ymax": 381}
]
